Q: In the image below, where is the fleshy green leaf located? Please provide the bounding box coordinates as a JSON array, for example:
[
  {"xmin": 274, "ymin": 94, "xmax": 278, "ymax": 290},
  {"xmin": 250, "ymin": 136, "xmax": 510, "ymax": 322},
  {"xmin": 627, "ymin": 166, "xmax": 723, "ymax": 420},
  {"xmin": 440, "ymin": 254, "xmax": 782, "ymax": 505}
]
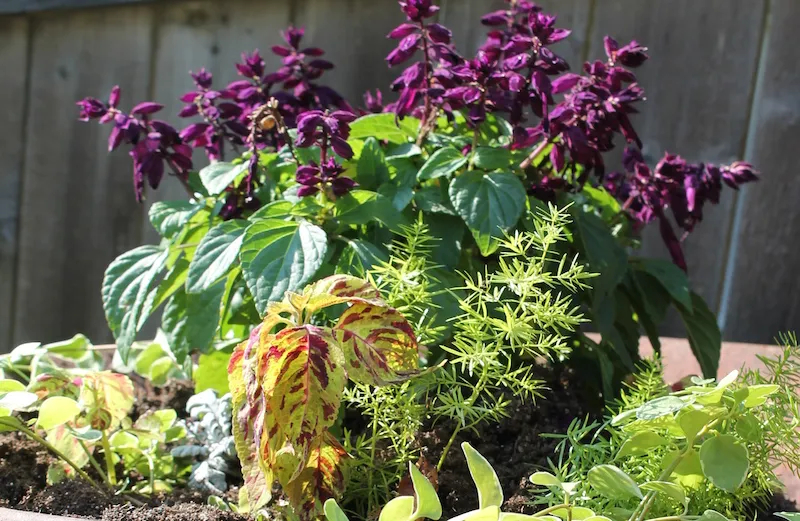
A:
[
  {"xmin": 449, "ymin": 171, "xmax": 526, "ymax": 255},
  {"xmin": 639, "ymin": 481, "xmax": 687, "ymax": 508},
  {"xmin": 637, "ymin": 396, "xmax": 686, "ymax": 420},
  {"xmin": 698, "ymin": 510, "xmax": 734, "ymax": 521},
  {"xmin": 0, "ymin": 390, "xmax": 38, "ymax": 411},
  {"xmin": 462, "ymin": 442, "xmax": 503, "ymax": 509},
  {"xmin": 699, "ymin": 435, "xmax": 749, "ymax": 492},
  {"xmin": 324, "ymin": 499, "xmax": 350, "ymax": 521},
  {"xmin": 617, "ymin": 430, "xmax": 667, "ymax": 458},
  {"xmin": 350, "ymin": 114, "xmax": 419, "ymax": 144},
  {"xmin": 199, "ymin": 161, "xmax": 248, "ymax": 195},
  {"xmin": 550, "ymin": 507, "xmax": 595, "ymax": 520},
  {"xmin": 675, "ymin": 292, "xmax": 721, "ymax": 378},
  {"xmin": 102, "ymin": 245, "xmax": 169, "ymax": 362},
  {"xmin": 742, "ymin": 384, "xmax": 780, "ymax": 408},
  {"xmin": 0, "ymin": 380, "xmax": 25, "ymax": 393},
  {"xmin": 417, "ymin": 147, "xmax": 468, "ymax": 181},
  {"xmin": 587, "ymin": 464, "xmax": 643, "ymax": 500},
  {"xmin": 187, "ymin": 220, "xmax": 248, "ymax": 294},
  {"xmin": 37, "ymin": 396, "xmax": 81, "ymax": 431},
  {"xmin": 529, "ymin": 471, "xmax": 562, "ymax": 487},
  {"xmin": 408, "ymin": 461, "xmax": 442, "ymax": 521},
  {"xmin": 380, "ymin": 496, "xmax": 415, "ymax": 521},
  {"xmin": 472, "ymin": 147, "xmax": 511, "ymax": 171},
  {"xmin": 776, "ymin": 514, "xmax": 800, "ymax": 521},
  {"xmin": 465, "ymin": 506, "xmax": 500, "ymax": 521},
  {"xmin": 240, "ymin": 219, "xmax": 328, "ymax": 315}
]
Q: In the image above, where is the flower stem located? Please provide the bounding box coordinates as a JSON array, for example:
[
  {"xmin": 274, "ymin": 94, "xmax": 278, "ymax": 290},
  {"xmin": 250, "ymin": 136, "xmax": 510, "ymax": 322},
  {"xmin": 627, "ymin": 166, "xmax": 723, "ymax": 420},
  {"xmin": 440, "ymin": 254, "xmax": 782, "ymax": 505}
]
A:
[
  {"xmin": 101, "ymin": 431, "xmax": 117, "ymax": 486},
  {"xmin": 520, "ymin": 139, "xmax": 551, "ymax": 170}
]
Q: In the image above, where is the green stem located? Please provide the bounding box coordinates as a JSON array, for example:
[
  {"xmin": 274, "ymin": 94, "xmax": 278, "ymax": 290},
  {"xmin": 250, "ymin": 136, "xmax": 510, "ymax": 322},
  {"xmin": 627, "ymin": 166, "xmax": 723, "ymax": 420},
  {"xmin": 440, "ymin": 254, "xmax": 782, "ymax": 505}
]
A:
[
  {"xmin": 534, "ymin": 504, "xmax": 570, "ymax": 517},
  {"xmin": 2, "ymin": 419, "xmax": 102, "ymax": 490},
  {"xmin": 437, "ymin": 368, "xmax": 490, "ymax": 470},
  {"xmin": 77, "ymin": 438, "xmax": 111, "ymax": 487},
  {"xmin": 436, "ymin": 424, "xmax": 462, "ymax": 471},
  {"xmin": 101, "ymin": 431, "xmax": 117, "ymax": 486}
]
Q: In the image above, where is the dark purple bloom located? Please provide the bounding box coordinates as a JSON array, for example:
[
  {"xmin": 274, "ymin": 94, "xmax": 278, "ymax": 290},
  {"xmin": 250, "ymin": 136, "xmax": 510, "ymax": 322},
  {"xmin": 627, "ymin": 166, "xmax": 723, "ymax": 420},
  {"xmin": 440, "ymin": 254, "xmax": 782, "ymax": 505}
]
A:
[
  {"xmin": 295, "ymin": 158, "xmax": 356, "ymax": 198},
  {"xmin": 131, "ymin": 102, "xmax": 164, "ymax": 115}
]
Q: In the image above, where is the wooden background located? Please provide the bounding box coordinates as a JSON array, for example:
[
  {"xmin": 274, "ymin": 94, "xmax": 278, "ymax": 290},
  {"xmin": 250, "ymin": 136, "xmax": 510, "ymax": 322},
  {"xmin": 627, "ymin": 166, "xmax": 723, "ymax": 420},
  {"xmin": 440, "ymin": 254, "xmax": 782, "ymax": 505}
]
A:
[{"xmin": 0, "ymin": 0, "xmax": 796, "ymax": 350}]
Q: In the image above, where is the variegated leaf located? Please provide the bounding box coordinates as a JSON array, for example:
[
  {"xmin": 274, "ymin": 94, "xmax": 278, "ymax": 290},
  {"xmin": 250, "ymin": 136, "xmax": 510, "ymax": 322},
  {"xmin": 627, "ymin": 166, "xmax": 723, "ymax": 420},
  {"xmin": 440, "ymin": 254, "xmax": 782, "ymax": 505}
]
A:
[
  {"xmin": 78, "ymin": 372, "xmax": 134, "ymax": 430},
  {"xmin": 259, "ymin": 326, "xmax": 347, "ymax": 465},
  {"xmin": 283, "ymin": 432, "xmax": 350, "ymax": 521},
  {"xmin": 46, "ymin": 424, "xmax": 93, "ymax": 483},
  {"xmin": 302, "ymin": 274, "xmax": 387, "ymax": 314},
  {"xmin": 334, "ymin": 303, "xmax": 420, "ymax": 385},
  {"xmin": 229, "ymin": 332, "xmax": 273, "ymax": 512}
]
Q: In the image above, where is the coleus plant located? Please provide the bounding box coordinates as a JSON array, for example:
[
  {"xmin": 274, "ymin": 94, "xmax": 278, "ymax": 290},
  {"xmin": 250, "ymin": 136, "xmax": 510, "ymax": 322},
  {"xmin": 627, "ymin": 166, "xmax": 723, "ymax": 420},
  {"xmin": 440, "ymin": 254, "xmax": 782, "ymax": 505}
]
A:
[
  {"xmin": 86, "ymin": 0, "xmax": 757, "ymax": 400},
  {"xmin": 227, "ymin": 274, "xmax": 423, "ymax": 520},
  {"xmin": 0, "ymin": 369, "xmax": 186, "ymax": 496}
]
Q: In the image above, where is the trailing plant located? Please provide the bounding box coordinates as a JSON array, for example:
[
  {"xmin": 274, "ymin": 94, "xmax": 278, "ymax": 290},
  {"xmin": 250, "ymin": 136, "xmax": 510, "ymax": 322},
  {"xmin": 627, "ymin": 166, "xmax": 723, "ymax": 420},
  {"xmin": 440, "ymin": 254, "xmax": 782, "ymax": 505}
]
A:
[
  {"xmin": 227, "ymin": 274, "xmax": 424, "ymax": 520},
  {"xmin": 537, "ymin": 336, "xmax": 800, "ymax": 521},
  {"xmin": 85, "ymin": 0, "xmax": 759, "ymax": 391},
  {"xmin": 1, "ymin": 334, "xmax": 104, "ymax": 382},
  {"xmin": 0, "ymin": 368, "xmax": 187, "ymax": 496}
]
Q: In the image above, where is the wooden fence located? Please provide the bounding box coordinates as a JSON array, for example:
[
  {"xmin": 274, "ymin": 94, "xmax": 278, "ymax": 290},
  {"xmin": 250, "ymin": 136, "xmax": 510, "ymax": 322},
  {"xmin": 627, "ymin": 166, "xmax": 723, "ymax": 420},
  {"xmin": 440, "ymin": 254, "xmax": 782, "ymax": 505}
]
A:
[{"xmin": 0, "ymin": 0, "xmax": 797, "ymax": 350}]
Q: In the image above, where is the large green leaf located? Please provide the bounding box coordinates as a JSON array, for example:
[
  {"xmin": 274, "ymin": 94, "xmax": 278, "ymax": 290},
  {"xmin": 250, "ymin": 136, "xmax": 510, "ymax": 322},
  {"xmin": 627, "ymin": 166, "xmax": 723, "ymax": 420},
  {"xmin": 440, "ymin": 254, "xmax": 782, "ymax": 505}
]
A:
[
  {"xmin": 449, "ymin": 171, "xmax": 526, "ymax": 256},
  {"xmin": 149, "ymin": 201, "xmax": 205, "ymax": 239},
  {"xmin": 356, "ymin": 137, "xmax": 390, "ymax": 189},
  {"xmin": 336, "ymin": 239, "xmax": 388, "ymax": 275},
  {"xmin": 699, "ymin": 435, "xmax": 749, "ymax": 492},
  {"xmin": 187, "ymin": 220, "xmax": 248, "ymax": 294},
  {"xmin": 333, "ymin": 190, "xmax": 406, "ymax": 230},
  {"xmin": 572, "ymin": 209, "xmax": 627, "ymax": 299},
  {"xmin": 194, "ymin": 349, "xmax": 232, "ymax": 394},
  {"xmin": 675, "ymin": 292, "xmax": 721, "ymax": 378},
  {"xmin": 239, "ymin": 219, "xmax": 328, "ymax": 314},
  {"xmin": 417, "ymin": 147, "xmax": 468, "ymax": 181},
  {"xmin": 349, "ymin": 114, "xmax": 419, "ymax": 144},
  {"xmin": 102, "ymin": 245, "xmax": 169, "ymax": 362},
  {"xmin": 162, "ymin": 283, "xmax": 225, "ymax": 362},
  {"xmin": 635, "ymin": 258, "xmax": 692, "ymax": 312},
  {"xmin": 199, "ymin": 161, "xmax": 248, "ymax": 195},
  {"xmin": 472, "ymin": 147, "xmax": 512, "ymax": 171}
]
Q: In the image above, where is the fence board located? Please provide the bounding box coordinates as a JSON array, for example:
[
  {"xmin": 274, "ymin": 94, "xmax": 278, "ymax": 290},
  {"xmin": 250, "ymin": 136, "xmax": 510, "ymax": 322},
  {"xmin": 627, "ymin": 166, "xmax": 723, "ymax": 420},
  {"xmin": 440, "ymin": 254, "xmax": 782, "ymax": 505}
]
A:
[
  {"xmin": 587, "ymin": 1, "xmax": 766, "ymax": 334},
  {"xmin": 720, "ymin": 1, "xmax": 800, "ymax": 343},
  {"xmin": 141, "ymin": 0, "xmax": 292, "ymax": 245},
  {"xmin": 13, "ymin": 5, "xmax": 154, "ymax": 345},
  {"xmin": 0, "ymin": 17, "xmax": 29, "ymax": 351}
]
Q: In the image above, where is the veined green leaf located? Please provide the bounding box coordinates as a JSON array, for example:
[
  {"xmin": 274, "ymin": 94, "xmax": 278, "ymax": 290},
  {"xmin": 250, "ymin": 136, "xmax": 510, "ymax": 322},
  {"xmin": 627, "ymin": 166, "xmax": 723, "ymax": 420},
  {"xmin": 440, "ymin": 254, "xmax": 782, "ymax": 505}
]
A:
[
  {"xmin": 350, "ymin": 113, "xmax": 419, "ymax": 144},
  {"xmin": 199, "ymin": 161, "xmax": 248, "ymax": 195},
  {"xmin": 472, "ymin": 147, "xmax": 512, "ymax": 171},
  {"xmin": 417, "ymin": 147, "xmax": 468, "ymax": 181},
  {"xmin": 37, "ymin": 396, "xmax": 81, "ymax": 431},
  {"xmin": 676, "ymin": 292, "xmax": 721, "ymax": 378},
  {"xmin": 187, "ymin": 220, "xmax": 248, "ymax": 293},
  {"xmin": 149, "ymin": 201, "xmax": 205, "ymax": 239}
]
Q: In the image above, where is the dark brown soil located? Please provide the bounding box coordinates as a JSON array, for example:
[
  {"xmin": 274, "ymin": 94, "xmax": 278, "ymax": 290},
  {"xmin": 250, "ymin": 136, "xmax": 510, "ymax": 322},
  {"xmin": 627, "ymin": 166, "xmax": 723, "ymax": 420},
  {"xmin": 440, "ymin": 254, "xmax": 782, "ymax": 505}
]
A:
[
  {"xmin": 0, "ymin": 432, "xmax": 53, "ymax": 507},
  {"xmin": 26, "ymin": 480, "xmax": 118, "ymax": 518},
  {"xmin": 759, "ymin": 493, "xmax": 798, "ymax": 521},
  {"xmin": 103, "ymin": 503, "xmax": 248, "ymax": 521},
  {"xmin": 417, "ymin": 367, "xmax": 599, "ymax": 517},
  {"xmin": 132, "ymin": 379, "xmax": 194, "ymax": 419}
]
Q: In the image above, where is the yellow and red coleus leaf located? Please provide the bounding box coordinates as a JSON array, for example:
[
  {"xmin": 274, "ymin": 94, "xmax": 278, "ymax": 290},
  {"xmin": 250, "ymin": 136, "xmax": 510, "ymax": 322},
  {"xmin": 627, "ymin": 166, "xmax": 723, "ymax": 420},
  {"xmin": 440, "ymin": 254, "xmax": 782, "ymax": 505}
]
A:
[{"xmin": 77, "ymin": 371, "xmax": 134, "ymax": 430}]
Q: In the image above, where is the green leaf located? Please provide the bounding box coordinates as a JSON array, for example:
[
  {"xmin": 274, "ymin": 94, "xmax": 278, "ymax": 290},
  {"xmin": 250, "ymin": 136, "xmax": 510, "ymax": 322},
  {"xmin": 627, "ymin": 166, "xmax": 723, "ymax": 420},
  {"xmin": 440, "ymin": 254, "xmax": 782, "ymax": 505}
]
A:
[
  {"xmin": 149, "ymin": 201, "xmax": 204, "ymax": 239},
  {"xmin": 699, "ymin": 435, "xmax": 749, "ymax": 492},
  {"xmin": 102, "ymin": 245, "xmax": 169, "ymax": 362},
  {"xmin": 449, "ymin": 171, "xmax": 526, "ymax": 256},
  {"xmin": 529, "ymin": 471, "xmax": 562, "ymax": 487},
  {"xmin": 0, "ymin": 391, "xmax": 38, "ymax": 411},
  {"xmin": 677, "ymin": 409, "xmax": 711, "ymax": 443},
  {"xmin": 676, "ymin": 292, "xmax": 721, "ymax": 378},
  {"xmin": 194, "ymin": 350, "xmax": 232, "ymax": 395},
  {"xmin": 0, "ymin": 380, "xmax": 25, "ymax": 393},
  {"xmin": 472, "ymin": 147, "xmax": 511, "ymax": 171},
  {"xmin": 324, "ymin": 499, "xmax": 350, "ymax": 521},
  {"xmin": 199, "ymin": 161, "xmax": 248, "ymax": 195},
  {"xmin": 334, "ymin": 190, "xmax": 406, "ymax": 230},
  {"xmin": 110, "ymin": 431, "xmax": 139, "ymax": 449},
  {"xmin": 735, "ymin": 413, "xmax": 762, "ymax": 442},
  {"xmin": 187, "ymin": 220, "xmax": 248, "ymax": 294},
  {"xmin": 148, "ymin": 357, "xmax": 175, "ymax": 385},
  {"xmin": 698, "ymin": 511, "xmax": 734, "ymax": 521},
  {"xmin": 417, "ymin": 147, "xmax": 468, "ymax": 181},
  {"xmin": 134, "ymin": 342, "xmax": 169, "ymax": 376},
  {"xmin": 635, "ymin": 258, "xmax": 692, "ymax": 312},
  {"xmin": 617, "ymin": 430, "xmax": 667, "ymax": 458},
  {"xmin": 465, "ymin": 506, "xmax": 500, "ymax": 521},
  {"xmin": 572, "ymin": 209, "xmax": 627, "ymax": 298},
  {"xmin": 0, "ymin": 415, "xmax": 24, "ymax": 432},
  {"xmin": 337, "ymin": 239, "xmax": 388, "ymax": 275},
  {"xmin": 240, "ymin": 219, "xmax": 328, "ymax": 314},
  {"xmin": 409, "ymin": 462, "xmax": 442, "ymax": 521},
  {"xmin": 462, "ymin": 442, "xmax": 503, "ymax": 509},
  {"xmin": 379, "ymin": 496, "xmax": 414, "ymax": 521},
  {"xmin": 43, "ymin": 334, "xmax": 92, "ymax": 360},
  {"xmin": 637, "ymin": 396, "xmax": 686, "ymax": 420},
  {"xmin": 587, "ymin": 464, "xmax": 642, "ymax": 500},
  {"xmin": 378, "ymin": 184, "xmax": 414, "ymax": 212},
  {"xmin": 37, "ymin": 396, "xmax": 81, "ymax": 430},
  {"xmin": 387, "ymin": 143, "xmax": 422, "ymax": 158},
  {"xmin": 162, "ymin": 283, "xmax": 225, "ymax": 359},
  {"xmin": 350, "ymin": 114, "xmax": 419, "ymax": 144},
  {"xmin": 664, "ymin": 449, "xmax": 704, "ymax": 488},
  {"xmin": 776, "ymin": 514, "xmax": 800, "ymax": 521},
  {"xmin": 357, "ymin": 137, "xmax": 390, "ymax": 189},
  {"xmin": 639, "ymin": 481, "xmax": 687, "ymax": 508},
  {"xmin": 550, "ymin": 507, "xmax": 595, "ymax": 520},
  {"xmin": 426, "ymin": 214, "xmax": 465, "ymax": 268},
  {"xmin": 742, "ymin": 384, "xmax": 780, "ymax": 408},
  {"xmin": 415, "ymin": 185, "xmax": 456, "ymax": 215}
]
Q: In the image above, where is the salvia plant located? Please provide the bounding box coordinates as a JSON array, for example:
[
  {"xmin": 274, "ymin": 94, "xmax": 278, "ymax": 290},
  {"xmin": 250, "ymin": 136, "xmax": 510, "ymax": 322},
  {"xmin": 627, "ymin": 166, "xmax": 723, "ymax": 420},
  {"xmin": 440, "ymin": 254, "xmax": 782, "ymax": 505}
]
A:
[
  {"xmin": 0, "ymin": 367, "xmax": 186, "ymax": 497},
  {"xmin": 84, "ymin": 0, "xmax": 760, "ymax": 397},
  {"xmin": 227, "ymin": 274, "xmax": 423, "ymax": 520}
]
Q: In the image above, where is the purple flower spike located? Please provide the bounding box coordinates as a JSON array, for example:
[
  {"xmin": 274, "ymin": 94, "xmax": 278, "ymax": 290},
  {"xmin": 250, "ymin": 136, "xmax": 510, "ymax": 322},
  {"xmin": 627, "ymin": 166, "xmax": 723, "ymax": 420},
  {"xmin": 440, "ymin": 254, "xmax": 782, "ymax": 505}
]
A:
[{"xmin": 131, "ymin": 102, "xmax": 164, "ymax": 115}]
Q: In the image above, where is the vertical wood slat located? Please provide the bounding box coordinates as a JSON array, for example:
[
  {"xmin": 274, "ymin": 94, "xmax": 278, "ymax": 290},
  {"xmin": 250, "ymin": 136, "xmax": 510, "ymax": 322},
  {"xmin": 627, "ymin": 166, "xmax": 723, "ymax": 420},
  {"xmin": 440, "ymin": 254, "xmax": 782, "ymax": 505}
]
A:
[
  {"xmin": 720, "ymin": 0, "xmax": 800, "ymax": 343},
  {"xmin": 0, "ymin": 17, "xmax": 29, "ymax": 351},
  {"xmin": 586, "ymin": 1, "xmax": 766, "ymax": 335},
  {"xmin": 13, "ymin": 5, "xmax": 155, "ymax": 345}
]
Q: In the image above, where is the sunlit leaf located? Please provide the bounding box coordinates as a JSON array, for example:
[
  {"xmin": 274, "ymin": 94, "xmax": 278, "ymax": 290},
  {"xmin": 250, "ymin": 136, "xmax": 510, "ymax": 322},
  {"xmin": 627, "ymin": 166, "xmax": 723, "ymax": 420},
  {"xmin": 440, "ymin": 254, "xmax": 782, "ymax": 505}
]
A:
[
  {"xmin": 587, "ymin": 464, "xmax": 643, "ymax": 500},
  {"xmin": 699, "ymin": 435, "xmax": 749, "ymax": 492},
  {"xmin": 37, "ymin": 396, "xmax": 81, "ymax": 431},
  {"xmin": 462, "ymin": 442, "xmax": 503, "ymax": 509}
]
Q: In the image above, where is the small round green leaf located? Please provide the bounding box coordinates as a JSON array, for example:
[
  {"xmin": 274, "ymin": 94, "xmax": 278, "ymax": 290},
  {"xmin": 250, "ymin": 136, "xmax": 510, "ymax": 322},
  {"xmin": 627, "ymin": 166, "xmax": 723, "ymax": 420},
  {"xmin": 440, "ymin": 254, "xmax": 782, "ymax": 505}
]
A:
[
  {"xmin": 617, "ymin": 430, "xmax": 667, "ymax": 458},
  {"xmin": 636, "ymin": 396, "xmax": 686, "ymax": 420},
  {"xmin": 677, "ymin": 409, "xmax": 711, "ymax": 442},
  {"xmin": 529, "ymin": 471, "xmax": 562, "ymax": 488},
  {"xmin": 0, "ymin": 391, "xmax": 38, "ymax": 411},
  {"xmin": 735, "ymin": 413, "xmax": 762, "ymax": 442},
  {"xmin": 699, "ymin": 435, "xmax": 749, "ymax": 492},
  {"xmin": 110, "ymin": 431, "xmax": 139, "ymax": 449},
  {"xmin": 0, "ymin": 380, "xmax": 25, "ymax": 393},
  {"xmin": 587, "ymin": 464, "xmax": 643, "ymax": 500},
  {"xmin": 37, "ymin": 396, "xmax": 80, "ymax": 430}
]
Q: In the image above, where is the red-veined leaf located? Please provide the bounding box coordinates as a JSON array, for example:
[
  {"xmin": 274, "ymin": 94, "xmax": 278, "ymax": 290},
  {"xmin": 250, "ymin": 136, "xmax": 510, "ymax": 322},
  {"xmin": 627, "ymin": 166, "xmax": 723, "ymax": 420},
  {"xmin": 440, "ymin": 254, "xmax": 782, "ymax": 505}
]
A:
[{"xmin": 78, "ymin": 372, "xmax": 134, "ymax": 430}]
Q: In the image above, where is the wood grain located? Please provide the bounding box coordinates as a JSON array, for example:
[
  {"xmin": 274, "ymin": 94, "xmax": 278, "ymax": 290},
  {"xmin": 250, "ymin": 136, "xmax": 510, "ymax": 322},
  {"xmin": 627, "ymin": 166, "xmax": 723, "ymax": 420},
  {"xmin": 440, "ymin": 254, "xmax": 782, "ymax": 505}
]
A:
[
  {"xmin": 0, "ymin": 17, "xmax": 30, "ymax": 352},
  {"xmin": 587, "ymin": 1, "xmax": 766, "ymax": 334},
  {"xmin": 719, "ymin": 0, "xmax": 800, "ymax": 343},
  {"xmin": 13, "ymin": 5, "xmax": 154, "ymax": 345}
]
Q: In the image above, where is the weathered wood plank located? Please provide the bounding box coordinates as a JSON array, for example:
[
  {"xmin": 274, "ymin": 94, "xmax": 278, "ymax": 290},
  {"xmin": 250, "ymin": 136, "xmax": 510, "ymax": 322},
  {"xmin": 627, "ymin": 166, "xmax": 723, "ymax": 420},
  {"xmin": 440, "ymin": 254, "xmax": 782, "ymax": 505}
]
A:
[
  {"xmin": 587, "ymin": 1, "xmax": 766, "ymax": 334},
  {"xmin": 0, "ymin": 17, "xmax": 29, "ymax": 352},
  {"xmin": 720, "ymin": 1, "xmax": 800, "ymax": 343},
  {"xmin": 0, "ymin": 0, "xmax": 156, "ymax": 15},
  {"xmin": 140, "ymin": 0, "xmax": 292, "ymax": 246},
  {"xmin": 292, "ymin": 0, "xmax": 400, "ymax": 108},
  {"xmin": 13, "ymin": 4, "xmax": 154, "ymax": 345}
]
